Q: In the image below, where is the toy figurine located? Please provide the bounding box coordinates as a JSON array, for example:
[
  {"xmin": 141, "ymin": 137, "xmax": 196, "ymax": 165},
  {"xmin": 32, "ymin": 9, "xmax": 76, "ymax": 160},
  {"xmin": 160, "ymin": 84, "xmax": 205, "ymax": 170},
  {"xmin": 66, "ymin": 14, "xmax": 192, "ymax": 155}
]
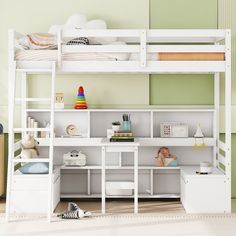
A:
[
  {"xmin": 155, "ymin": 147, "xmax": 177, "ymax": 167},
  {"xmin": 74, "ymin": 86, "xmax": 88, "ymax": 109},
  {"xmin": 193, "ymin": 124, "xmax": 206, "ymax": 149}
]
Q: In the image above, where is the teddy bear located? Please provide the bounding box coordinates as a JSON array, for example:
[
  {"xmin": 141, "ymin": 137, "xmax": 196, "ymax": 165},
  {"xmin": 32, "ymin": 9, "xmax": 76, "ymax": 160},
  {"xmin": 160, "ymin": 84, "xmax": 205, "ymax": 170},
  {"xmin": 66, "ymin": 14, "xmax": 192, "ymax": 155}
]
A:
[
  {"xmin": 20, "ymin": 134, "xmax": 39, "ymax": 159},
  {"xmin": 155, "ymin": 147, "xmax": 177, "ymax": 167}
]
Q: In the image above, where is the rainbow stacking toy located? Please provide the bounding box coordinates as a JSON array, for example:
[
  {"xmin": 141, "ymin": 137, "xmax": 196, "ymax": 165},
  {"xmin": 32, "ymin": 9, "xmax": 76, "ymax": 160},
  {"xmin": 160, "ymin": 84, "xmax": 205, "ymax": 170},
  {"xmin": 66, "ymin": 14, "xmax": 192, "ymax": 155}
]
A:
[{"xmin": 74, "ymin": 86, "xmax": 88, "ymax": 109}]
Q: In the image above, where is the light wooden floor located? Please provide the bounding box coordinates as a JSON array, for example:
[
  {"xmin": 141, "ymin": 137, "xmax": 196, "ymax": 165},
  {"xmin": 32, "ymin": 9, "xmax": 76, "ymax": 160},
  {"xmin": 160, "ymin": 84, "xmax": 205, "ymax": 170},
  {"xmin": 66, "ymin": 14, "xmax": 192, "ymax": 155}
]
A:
[
  {"xmin": 1, "ymin": 198, "xmax": 236, "ymax": 214},
  {"xmin": 56, "ymin": 199, "xmax": 185, "ymax": 214}
]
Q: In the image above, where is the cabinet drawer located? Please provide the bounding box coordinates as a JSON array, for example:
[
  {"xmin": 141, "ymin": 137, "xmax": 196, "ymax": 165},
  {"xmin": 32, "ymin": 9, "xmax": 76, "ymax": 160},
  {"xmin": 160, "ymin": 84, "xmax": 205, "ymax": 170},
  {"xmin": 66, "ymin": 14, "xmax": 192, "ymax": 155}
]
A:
[
  {"xmin": 183, "ymin": 177, "xmax": 227, "ymax": 213},
  {"xmin": 10, "ymin": 190, "xmax": 48, "ymax": 214},
  {"xmin": 12, "ymin": 176, "xmax": 48, "ymax": 190}
]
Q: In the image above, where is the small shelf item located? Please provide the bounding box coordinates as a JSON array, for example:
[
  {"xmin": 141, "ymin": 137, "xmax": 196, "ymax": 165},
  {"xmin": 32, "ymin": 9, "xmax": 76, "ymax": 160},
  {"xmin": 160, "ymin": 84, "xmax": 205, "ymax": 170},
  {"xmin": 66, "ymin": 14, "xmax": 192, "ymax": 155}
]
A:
[
  {"xmin": 111, "ymin": 121, "xmax": 120, "ymax": 131},
  {"xmin": 193, "ymin": 124, "xmax": 206, "ymax": 149},
  {"xmin": 20, "ymin": 134, "xmax": 39, "ymax": 160},
  {"xmin": 63, "ymin": 150, "xmax": 86, "ymax": 166},
  {"xmin": 55, "ymin": 93, "xmax": 64, "ymax": 109},
  {"xmin": 74, "ymin": 86, "xmax": 88, "ymax": 109},
  {"xmin": 66, "ymin": 124, "xmax": 77, "ymax": 136},
  {"xmin": 106, "ymin": 181, "xmax": 134, "ymax": 196},
  {"xmin": 198, "ymin": 161, "xmax": 212, "ymax": 174},
  {"xmin": 122, "ymin": 113, "xmax": 131, "ymax": 131},
  {"xmin": 155, "ymin": 147, "xmax": 177, "ymax": 167},
  {"xmin": 160, "ymin": 122, "xmax": 188, "ymax": 138}
]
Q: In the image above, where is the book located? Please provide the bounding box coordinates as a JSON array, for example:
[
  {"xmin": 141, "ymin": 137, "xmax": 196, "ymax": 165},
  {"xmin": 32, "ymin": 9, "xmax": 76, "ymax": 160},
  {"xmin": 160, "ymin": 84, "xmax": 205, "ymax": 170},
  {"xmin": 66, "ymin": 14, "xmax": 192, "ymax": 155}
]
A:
[
  {"xmin": 110, "ymin": 138, "xmax": 134, "ymax": 142},
  {"xmin": 113, "ymin": 132, "xmax": 133, "ymax": 137}
]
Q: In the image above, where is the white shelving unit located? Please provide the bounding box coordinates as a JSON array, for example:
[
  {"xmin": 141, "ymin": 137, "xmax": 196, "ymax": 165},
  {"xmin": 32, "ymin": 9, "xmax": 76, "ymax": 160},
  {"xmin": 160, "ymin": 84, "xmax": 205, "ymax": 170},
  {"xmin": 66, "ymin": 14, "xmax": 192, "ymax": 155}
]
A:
[{"xmin": 6, "ymin": 29, "xmax": 231, "ymax": 221}]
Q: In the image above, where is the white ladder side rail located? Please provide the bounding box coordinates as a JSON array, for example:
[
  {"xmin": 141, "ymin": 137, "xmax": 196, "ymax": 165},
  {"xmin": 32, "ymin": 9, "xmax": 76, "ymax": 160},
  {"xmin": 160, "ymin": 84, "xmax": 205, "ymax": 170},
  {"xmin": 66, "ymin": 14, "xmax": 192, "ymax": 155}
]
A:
[
  {"xmin": 21, "ymin": 72, "xmax": 27, "ymax": 137},
  {"xmin": 213, "ymin": 42, "xmax": 220, "ymax": 169},
  {"xmin": 57, "ymin": 29, "xmax": 62, "ymax": 68},
  {"xmin": 5, "ymin": 61, "xmax": 16, "ymax": 222},
  {"xmin": 225, "ymin": 29, "xmax": 231, "ymax": 213},
  {"xmin": 47, "ymin": 61, "xmax": 56, "ymax": 222}
]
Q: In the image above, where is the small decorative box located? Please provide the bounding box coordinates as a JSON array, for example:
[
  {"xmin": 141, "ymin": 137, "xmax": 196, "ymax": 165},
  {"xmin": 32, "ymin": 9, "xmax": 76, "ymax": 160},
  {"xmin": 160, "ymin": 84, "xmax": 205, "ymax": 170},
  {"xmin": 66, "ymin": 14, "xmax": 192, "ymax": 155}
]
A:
[
  {"xmin": 160, "ymin": 122, "xmax": 188, "ymax": 138},
  {"xmin": 63, "ymin": 150, "xmax": 86, "ymax": 166}
]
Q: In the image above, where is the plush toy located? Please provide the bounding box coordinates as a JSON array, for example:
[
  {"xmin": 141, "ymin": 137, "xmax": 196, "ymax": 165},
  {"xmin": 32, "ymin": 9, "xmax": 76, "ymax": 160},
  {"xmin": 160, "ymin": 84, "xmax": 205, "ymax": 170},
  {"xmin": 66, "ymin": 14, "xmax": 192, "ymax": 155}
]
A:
[
  {"xmin": 155, "ymin": 147, "xmax": 177, "ymax": 167},
  {"xmin": 57, "ymin": 202, "xmax": 91, "ymax": 219},
  {"xmin": 20, "ymin": 134, "xmax": 39, "ymax": 159}
]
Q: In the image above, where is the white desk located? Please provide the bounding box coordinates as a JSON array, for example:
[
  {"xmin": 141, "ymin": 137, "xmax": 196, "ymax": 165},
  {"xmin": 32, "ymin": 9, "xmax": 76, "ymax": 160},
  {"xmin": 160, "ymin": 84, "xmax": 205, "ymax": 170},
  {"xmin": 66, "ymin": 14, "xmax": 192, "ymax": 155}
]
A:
[{"xmin": 101, "ymin": 139, "xmax": 139, "ymax": 213}]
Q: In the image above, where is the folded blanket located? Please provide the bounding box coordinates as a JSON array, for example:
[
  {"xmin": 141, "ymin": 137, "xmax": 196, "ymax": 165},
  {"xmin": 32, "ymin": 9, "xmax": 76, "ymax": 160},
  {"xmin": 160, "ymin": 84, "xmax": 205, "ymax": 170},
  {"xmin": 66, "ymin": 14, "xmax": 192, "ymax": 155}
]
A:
[
  {"xmin": 17, "ymin": 33, "xmax": 57, "ymax": 50},
  {"xmin": 27, "ymin": 33, "xmax": 57, "ymax": 49}
]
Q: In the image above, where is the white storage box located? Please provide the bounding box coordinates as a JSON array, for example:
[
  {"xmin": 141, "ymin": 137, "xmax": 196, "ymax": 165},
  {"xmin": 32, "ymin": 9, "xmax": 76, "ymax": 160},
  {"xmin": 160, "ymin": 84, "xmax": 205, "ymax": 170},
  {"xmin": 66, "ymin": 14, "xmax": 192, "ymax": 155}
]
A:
[
  {"xmin": 106, "ymin": 181, "xmax": 134, "ymax": 196},
  {"xmin": 63, "ymin": 150, "xmax": 86, "ymax": 166},
  {"xmin": 10, "ymin": 166, "xmax": 60, "ymax": 214}
]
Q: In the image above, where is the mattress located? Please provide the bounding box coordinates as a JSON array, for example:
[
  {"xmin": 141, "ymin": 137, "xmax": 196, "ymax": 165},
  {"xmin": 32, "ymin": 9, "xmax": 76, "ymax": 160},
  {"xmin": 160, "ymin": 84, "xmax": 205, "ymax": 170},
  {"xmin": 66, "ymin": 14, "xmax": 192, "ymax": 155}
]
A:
[
  {"xmin": 15, "ymin": 50, "xmax": 225, "ymax": 62},
  {"xmin": 158, "ymin": 52, "xmax": 225, "ymax": 61},
  {"xmin": 129, "ymin": 53, "xmax": 225, "ymax": 61},
  {"xmin": 15, "ymin": 50, "xmax": 129, "ymax": 61}
]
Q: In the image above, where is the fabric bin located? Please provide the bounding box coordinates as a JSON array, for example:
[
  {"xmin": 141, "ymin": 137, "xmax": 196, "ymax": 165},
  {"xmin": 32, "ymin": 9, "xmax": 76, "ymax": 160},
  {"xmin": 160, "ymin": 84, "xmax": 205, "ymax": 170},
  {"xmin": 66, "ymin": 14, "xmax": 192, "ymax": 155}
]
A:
[{"xmin": 106, "ymin": 181, "xmax": 134, "ymax": 196}]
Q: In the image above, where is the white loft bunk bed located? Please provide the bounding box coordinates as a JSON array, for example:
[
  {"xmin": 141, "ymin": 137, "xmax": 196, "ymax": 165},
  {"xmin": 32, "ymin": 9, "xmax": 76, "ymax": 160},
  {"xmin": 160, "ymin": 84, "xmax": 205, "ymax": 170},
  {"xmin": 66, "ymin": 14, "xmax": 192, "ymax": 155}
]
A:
[{"xmin": 6, "ymin": 29, "xmax": 231, "ymax": 221}]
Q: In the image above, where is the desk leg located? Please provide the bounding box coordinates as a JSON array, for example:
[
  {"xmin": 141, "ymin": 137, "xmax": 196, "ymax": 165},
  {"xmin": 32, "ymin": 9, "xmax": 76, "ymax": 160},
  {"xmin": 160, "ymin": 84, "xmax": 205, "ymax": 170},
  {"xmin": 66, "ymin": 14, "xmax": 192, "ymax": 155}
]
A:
[
  {"xmin": 134, "ymin": 147, "xmax": 138, "ymax": 214},
  {"xmin": 101, "ymin": 146, "xmax": 106, "ymax": 214}
]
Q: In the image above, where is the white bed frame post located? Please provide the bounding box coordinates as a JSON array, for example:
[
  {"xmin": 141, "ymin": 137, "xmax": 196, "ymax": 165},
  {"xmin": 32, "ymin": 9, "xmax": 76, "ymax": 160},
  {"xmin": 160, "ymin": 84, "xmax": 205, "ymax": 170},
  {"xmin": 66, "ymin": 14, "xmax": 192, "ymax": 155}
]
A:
[
  {"xmin": 57, "ymin": 29, "xmax": 62, "ymax": 68},
  {"xmin": 101, "ymin": 146, "xmax": 106, "ymax": 214},
  {"xmin": 140, "ymin": 30, "xmax": 147, "ymax": 67},
  {"xmin": 5, "ymin": 30, "xmax": 16, "ymax": 221},
  {"xmin": 214, "ymin": 56, "xmax": 220, "ymax": 169},
  {"xmin": 47, "ymin": 61, "xmax": 56, "ymax": 222},
  {"xmin": 225, "ymin": 29, "xmax": 231, "ymax": 213},
  {"xmin": 5, "ymin": 61, "xmax": 16, "ymax": 222}
]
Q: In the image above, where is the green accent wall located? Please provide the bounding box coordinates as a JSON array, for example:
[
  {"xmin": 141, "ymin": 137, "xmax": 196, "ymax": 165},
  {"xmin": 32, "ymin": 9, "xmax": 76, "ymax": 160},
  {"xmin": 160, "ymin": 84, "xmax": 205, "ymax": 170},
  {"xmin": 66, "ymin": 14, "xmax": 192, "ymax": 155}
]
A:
[
  {"xmin": 150, "ymin": 74, "xmax": 214, "ymax": 105},
  {"xmin": 149, "ymin": 0, "xmax": 217, "ymax": 105}
]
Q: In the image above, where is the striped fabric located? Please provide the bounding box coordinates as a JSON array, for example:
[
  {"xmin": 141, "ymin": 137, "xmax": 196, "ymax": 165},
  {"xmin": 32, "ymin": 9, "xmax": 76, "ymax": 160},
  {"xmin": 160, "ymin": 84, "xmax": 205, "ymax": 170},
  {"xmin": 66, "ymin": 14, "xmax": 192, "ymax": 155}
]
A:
[
  {"xmin": 15, "ymin": 50, "xmax": 118, "ymax": 61},
  {"xmin": 27, "ymin": 33, "xmax": 57, "ymax": 49}
]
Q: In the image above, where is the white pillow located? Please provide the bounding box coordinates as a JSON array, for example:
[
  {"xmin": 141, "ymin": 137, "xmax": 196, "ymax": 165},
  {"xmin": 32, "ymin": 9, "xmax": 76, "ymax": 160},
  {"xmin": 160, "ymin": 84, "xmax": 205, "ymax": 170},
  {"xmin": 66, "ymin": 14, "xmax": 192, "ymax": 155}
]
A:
[
  {"xmin": 65, "ymin": 14, "xmax": 87, "ymax": 29},
  {"xmin": 105, "ymin": 41, "xmax": 130, "ymax": 61},
  {"xmin": 48, "ymin": 24, "xmax": 62, "ymax": 35},
  {"xmin": 84, "ymin": 19, "xmax": 117, "ymax": 45}
]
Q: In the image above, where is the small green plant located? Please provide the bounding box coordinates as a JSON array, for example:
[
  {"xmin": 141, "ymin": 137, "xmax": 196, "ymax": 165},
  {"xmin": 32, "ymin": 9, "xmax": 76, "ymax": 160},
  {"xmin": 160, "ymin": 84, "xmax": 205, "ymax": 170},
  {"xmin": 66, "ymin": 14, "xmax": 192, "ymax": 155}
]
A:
[{"xmin": 112, "ymin": 121, "xmax": 120, "ymax": 126}]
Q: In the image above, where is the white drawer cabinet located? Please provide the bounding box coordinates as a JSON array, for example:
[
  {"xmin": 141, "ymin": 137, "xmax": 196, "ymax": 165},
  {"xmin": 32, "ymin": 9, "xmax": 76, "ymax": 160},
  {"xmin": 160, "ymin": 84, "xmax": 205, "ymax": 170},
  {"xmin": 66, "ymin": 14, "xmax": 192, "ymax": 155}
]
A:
[
  {"xmin": 10, "ymin": 167, "xmax": 61, "ymax": 214},
  {"xmin": 180, "ymin": 166, "xmax": 227, "ymax": 213}
]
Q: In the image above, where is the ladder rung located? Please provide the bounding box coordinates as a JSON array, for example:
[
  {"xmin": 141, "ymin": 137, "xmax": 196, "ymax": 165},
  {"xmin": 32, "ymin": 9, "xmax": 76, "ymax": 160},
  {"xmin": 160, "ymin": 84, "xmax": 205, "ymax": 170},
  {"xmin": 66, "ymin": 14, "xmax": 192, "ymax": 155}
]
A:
[
  {"xmin": 26, "ymin": 109, "xmax": 51, "ymax": 112},
  {"xmin": 13, "ymin": 158, "xmax": 50, "ymax": 163},
  {"xmin": 14, "ymin": 128, "xmax": 51, "ymax": 132},
  {"xmin": 16, "ymin": 69, "xmax": 53, "ymax": 73},
  {"xmin": 16, "ymin": 98, "xmax": 51, "ymax": 102}
]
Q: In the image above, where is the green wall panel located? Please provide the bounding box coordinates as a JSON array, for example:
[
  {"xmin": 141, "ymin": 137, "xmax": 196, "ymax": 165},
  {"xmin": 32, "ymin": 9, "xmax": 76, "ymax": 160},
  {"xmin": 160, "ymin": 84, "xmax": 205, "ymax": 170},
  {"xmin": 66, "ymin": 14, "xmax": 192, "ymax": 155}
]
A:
[
  {"xmin": 150, "ymin": 74, "xmax": 214, "ymax": 105},
  {"xmin": 150, "ymin": 0, "xmax": 217, "ymax": 106},
  {"xmin": 150, "ymin": 0, "xmax": 217, "ymax": 29}
]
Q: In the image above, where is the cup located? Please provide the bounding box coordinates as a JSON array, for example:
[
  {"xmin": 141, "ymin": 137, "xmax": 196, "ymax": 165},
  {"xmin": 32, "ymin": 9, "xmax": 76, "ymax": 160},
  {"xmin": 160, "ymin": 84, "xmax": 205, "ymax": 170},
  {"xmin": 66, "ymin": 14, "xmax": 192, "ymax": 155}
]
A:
[{"xmin": 122, "ymin": 121, "xmax": 131, "ymax": 131}]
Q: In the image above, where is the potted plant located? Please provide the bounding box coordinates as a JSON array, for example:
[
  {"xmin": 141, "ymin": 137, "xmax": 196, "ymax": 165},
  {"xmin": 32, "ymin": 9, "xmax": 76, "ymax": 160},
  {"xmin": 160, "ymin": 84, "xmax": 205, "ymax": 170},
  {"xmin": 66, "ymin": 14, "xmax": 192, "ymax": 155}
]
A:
[{"xmin": 112, "ymin": 121, "xmax": 120, "ymax": 131}]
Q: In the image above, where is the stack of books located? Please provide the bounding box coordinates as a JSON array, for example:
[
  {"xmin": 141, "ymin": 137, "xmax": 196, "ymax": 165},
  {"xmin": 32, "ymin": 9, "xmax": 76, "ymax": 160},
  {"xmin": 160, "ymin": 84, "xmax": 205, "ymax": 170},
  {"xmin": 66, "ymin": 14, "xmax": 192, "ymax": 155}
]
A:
[{"xmin": 110, "ymin": 130, "xmax": 134, "ymax": 142}]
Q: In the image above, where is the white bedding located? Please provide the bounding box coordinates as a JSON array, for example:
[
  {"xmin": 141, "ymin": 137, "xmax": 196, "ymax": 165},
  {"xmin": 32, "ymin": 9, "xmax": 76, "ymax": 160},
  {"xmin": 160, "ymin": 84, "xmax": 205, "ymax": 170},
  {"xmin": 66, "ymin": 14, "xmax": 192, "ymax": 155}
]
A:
[
  {"xmin": 15, "ymin": 50, "xmax": 159, "ymax": 61},
  {"xmin": 15, "ymin": 50, "xmax": 130, "ymax": 61}
]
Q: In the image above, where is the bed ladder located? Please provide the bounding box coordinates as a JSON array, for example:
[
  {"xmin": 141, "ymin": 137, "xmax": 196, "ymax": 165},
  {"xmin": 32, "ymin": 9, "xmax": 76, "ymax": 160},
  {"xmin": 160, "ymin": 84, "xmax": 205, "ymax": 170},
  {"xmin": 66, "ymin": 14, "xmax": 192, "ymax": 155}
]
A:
[{"xmin": 6, "ymin": 61, "xmax": 56, "ymax": 222}]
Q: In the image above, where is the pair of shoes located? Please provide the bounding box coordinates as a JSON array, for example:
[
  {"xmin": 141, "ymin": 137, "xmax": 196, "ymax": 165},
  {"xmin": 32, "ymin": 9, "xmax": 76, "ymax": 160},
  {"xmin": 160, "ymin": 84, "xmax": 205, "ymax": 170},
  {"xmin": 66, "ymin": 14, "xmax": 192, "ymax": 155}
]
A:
[{"xmin": 57, "ymin": 202, "xmax": 92, "ymax": 219}]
